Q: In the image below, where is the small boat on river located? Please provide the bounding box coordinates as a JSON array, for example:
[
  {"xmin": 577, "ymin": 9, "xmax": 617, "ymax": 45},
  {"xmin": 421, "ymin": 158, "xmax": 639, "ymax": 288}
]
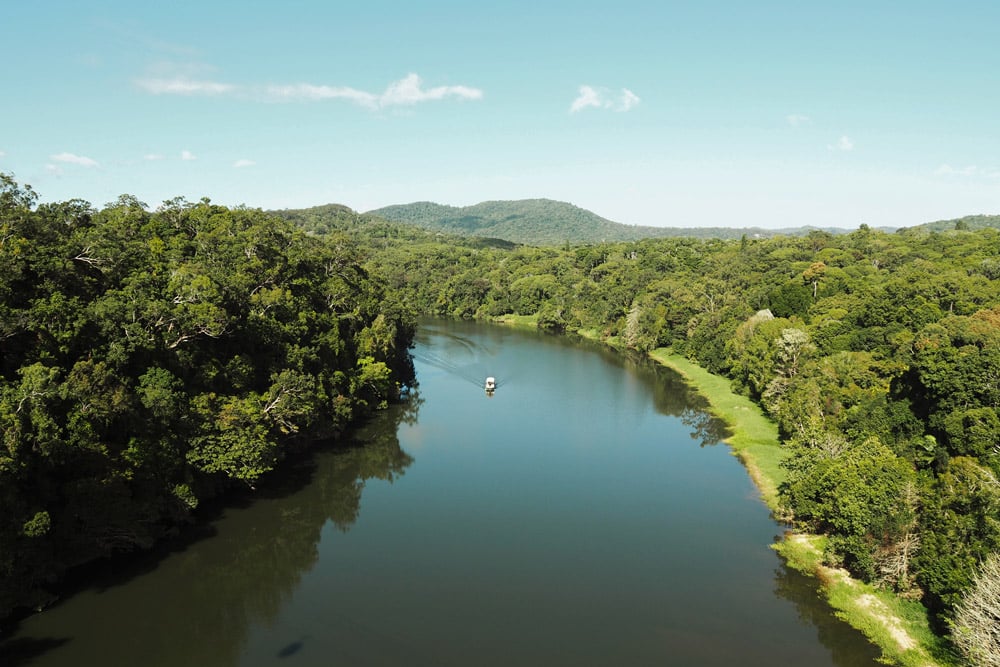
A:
[{"xmin": 485, "ymin": 376, "xmax": 496, "ymax": 394}]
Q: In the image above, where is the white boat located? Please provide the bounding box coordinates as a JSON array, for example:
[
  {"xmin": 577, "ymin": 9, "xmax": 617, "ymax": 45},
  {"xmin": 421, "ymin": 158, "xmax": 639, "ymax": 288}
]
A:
[{"xmin": 485, "ymin": 376, "xmax": 496, "ymax": 393}]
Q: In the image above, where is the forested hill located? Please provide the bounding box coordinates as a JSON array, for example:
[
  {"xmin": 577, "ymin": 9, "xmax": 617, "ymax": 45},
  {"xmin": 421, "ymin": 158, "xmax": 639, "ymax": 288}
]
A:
[
  {"xmin": 366, "ymin": 199, "xmax": 634, "ymax": 244},
  {"xmin": 364, "ymin": 198, "xmax": 854, "ymax": 245},
  {"xmin": 911, "ymin": 213, "xmax": 1000, "ymax": 233}
]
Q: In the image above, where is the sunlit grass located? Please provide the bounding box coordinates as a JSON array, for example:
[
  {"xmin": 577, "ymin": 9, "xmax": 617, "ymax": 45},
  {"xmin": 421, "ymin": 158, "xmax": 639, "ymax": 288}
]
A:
[{"xmin": 492, "ymin": 313, "xmax": 538, "ymax": 328}]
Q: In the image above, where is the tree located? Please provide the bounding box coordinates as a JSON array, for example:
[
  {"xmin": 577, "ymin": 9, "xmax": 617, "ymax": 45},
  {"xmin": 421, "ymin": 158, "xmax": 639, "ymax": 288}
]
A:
[
  {"xmin": 917, "ymin": 457, "xmax": 1000, "ymax": 617},
  {"xmin": 780, "ymin": 436, "xmax": 917, "ymax": 582},
  {"xmin": 951, "ymin": 552, "xmax": 1000, "ymax": 666}
]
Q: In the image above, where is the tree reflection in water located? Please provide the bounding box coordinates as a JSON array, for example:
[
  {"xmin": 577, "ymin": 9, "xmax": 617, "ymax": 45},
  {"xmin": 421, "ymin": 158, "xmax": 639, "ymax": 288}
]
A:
[
  {"xmin": 0, "ymin": 393, "xmax": 419, "ymax": 667},
  {"xmin": 771, "ymin": 558, "xmax": 884, "ymax": 666}
]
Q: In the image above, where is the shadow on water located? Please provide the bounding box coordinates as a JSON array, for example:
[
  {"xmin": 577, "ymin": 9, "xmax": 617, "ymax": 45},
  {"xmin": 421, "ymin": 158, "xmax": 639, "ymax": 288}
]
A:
[
  {"xmin": 0, "ymin": 637, "xmax": 72, "ymax": 667},
  {"xmin": 772, "ymin": 557, "xmax": 885, "ymax": 665},
  {"xmin": 0, "ymin": 394, "xmax": 420, "ymax": 667},
  {"xmin": 277, "ymin": 635, "xmax": 309, "ymax": 658}
]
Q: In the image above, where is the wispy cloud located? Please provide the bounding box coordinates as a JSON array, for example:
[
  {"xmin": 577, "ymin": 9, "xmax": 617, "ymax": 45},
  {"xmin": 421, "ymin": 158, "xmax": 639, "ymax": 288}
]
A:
[
  {"xmin": 935, "ymin": 164, "xmax": 1000, "ymax": 179},
  {"xmin": 135, "ymin": 72, "xmax": 483, "ymax": 109},
  {"xmin": 181, "ymin": 150, "xmax": 197, "ymax": 161},
  {"xmin": 619, "ymin": 88, "xmax": 641, "ymax": 112},
  {"xmin": 379, "ymin": 73, "xmax": 483, "ymax": 106},
  {"xmin": 828, "ymin": 135, "xmax": 854, "ymax": 152},
  {"xmin": 51, "ymin": 152, "xmax": 99, "ymax": 167},
  {"xmin": 786, "ymin": 114, "xmax": 811, "ymax": 127},
  {"xmin": 0, "ymin": 150, "xmax": 6, "ymax": 158},
  {"xmin": 233, "ymin": 159, "xmax": 256, "ymax": 168},
  {"xmin": 570, "ymin": 86, "xmax": 602, "ymax": 112},
  {"xmin": 46, "ymin": 164, "xmax": 63, "ymax": 175},
  {"xmin": 96, "ymin": 20, "xmax": 201, "ymax": 59},
  {"xmin": 263, "ymin": 83, "xmax": 378, "ymax": 106},
  {"xmin": 570, "ymin": 85, "xmax": 640, "ymax": 113},
  {"xmin": 137, "ymin": 77, "xmax": 235, "ymax": 96}
]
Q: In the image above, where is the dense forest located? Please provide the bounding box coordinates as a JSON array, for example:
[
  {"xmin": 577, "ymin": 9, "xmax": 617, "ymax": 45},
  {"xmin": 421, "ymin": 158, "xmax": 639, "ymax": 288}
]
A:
[
  {"xmin": 0, "ymin": 174, "xmax": 415, "ymax": 618},
  {"xmin": 4, "ymin": 173, "xmax": 1000, "ymax": 663},
  {"xmin": 289, "ymin": 204, "xmax": 999, "ymax": 663}
]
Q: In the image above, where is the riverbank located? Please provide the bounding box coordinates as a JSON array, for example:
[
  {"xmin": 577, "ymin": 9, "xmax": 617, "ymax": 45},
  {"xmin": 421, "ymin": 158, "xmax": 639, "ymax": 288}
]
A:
[
  {"xmin": 491, "ymin": 319, "xmax": 955, "ymax": 664},
  {"xmin": 642, "ymin": 346, "xmax": 957, "ymax": 667}
]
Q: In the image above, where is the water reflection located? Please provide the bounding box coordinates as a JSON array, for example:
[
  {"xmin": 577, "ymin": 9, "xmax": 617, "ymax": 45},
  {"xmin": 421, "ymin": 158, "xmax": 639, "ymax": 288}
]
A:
[
  {"xmin": 0, "ymin": 397, "xmax": 417, "ymax": 667},
  {"xmin": 772, "ymin": 558, "xmax": 885, "ymax": 664},
  {"xmin": 583, "ymin": 342, "xmax": 730, "ymax": 447}
]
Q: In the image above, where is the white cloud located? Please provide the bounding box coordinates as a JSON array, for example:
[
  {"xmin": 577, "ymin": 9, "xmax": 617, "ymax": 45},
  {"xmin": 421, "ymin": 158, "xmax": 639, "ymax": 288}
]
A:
[
  {"xmin": 828, "ymin": 135, "xmax": 854, "ymax": 151},
  {"xmin": 181, "ymin": 150, "xmax": 197, "ymax": 161},
  {"xmin": 264, "ymin": 83, "xmax": 378, "ymax": 106},
  {"xmin": 233, "ymin": 159, "xmax": 256, "ymax": 168},
  {"xmin": 378, "ymin": 73, "xmax": 483, "ymax": 106},
  {"xmin": 135, "ymin": 77, "xmax": 235, "ymax": 96},
  {"xmin": 570, "ymin": 85, "xmax": 602, "ymax": 113},
  {"xmin": 144, "ymin": 153, "xmax": 165, "ymax": 161},
  {"xmin": 45, "ymin": 164, "xmax": 63, "ymax": 175},
  {"xmin": 265, "ymin": 73, "xmax": 482, "ymax": 108},
  {"xmin": 51, "ymin": 152, "xmax": 99, "ymax": 167},
  {"xmin": 618, "ymin": 88, "xmax": 641, "ymax": 112},
  {"xmin": 136, "ymin": 72, "xmax": 483, "ymax": 110},
  {"xmin": 0, "ymin": 150, "xmax": 6, "ymax": 158},
  {"xmin": 570, "ymin": 85, "xmax": 640, "ymax": 113},
  {"xmin": 786, "ymin": 114, "xmax": 811, "ymax": 127}
]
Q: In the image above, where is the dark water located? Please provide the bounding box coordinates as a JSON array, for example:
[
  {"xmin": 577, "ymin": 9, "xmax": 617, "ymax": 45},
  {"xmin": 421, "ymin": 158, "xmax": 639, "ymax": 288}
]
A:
[{"xmin": 1, "ymin": 319, "xmax": 881, "ymax": 666}]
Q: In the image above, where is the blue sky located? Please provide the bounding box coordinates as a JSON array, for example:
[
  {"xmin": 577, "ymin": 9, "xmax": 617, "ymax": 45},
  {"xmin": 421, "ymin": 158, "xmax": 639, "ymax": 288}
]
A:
[{"xmin": 2, "ymin": 1, "xmax": 998, "ymax": 228}]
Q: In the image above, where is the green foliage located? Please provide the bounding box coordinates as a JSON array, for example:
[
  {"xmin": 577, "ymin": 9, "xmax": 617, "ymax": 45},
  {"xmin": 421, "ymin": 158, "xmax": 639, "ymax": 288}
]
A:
[
  {"xmin": 781, "ymin": 436, "xmax": 917, "ymax": 581},
  {"xmin": 0, "ymin": 175, "xmax": 415, "ymax": 618},
  {"xmin": 916, "ymin": 458, "xmax": 1000, "ymax": 618}
]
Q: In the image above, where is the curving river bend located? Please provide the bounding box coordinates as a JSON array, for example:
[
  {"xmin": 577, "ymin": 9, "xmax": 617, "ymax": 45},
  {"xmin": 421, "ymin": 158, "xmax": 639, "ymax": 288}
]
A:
[{"xmin": 2, "ymin": 319, "xmax": 881, "ymax": 666}]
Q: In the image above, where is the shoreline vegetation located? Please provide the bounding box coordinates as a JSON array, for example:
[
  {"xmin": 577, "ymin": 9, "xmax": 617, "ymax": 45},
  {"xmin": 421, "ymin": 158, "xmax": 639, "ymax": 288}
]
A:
[
  {"xmin": 567, "ymin": 324, "xmax": 957, "ymax": 666},
  {"xmin": 5, "ymin": 177, "xmax": 992, "ymax": 662}
]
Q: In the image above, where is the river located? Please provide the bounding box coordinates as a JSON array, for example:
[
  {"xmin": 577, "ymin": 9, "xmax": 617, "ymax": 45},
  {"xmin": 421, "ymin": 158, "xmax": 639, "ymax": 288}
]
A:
[{"xmin": 1, "ymin": 319, "xmax": 881, "ymax": 666}]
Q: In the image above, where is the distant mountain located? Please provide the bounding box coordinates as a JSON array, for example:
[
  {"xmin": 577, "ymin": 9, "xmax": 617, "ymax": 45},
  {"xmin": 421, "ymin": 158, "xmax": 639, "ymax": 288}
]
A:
[
  {"xmin": 909, "ymin": 214, "xmax": 1000, "ymax": 233},
  {"xmin": 365, "ymin": 199, "xmax": 859, "ymax": 245},
  {"xmin": 270, "ymin": 203, "xmax": 520, "ymax": 249},
  {"xmin": 275, "ymin": 199, "xmax": 939, "ymax": 247}
]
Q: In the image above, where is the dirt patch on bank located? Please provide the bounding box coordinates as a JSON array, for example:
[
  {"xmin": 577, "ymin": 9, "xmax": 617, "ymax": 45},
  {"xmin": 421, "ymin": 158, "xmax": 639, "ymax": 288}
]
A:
[{"xmin": 856, "ymin": 593, "xmax": 917, "ymax": 652}]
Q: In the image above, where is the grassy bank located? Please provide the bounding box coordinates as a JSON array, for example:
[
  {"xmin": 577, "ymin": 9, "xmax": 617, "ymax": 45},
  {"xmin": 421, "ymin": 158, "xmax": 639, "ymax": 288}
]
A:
[
  {"xmin": 775, "ymin": 535, "xmax": 959, "ymax": 667},
  {"xmin": 647, "ymin": 348, "xmax": 785, "ymax": 510},
  {"xmin": 641, "ymin": 345, "xmax": 957, "ymax": 667},
  {"xmin": 492, "ymin": 313, "xmax": 539, "ymax": 329}
]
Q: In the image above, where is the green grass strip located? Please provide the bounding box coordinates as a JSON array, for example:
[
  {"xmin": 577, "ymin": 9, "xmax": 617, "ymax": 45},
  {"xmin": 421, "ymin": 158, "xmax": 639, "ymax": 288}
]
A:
[
  {"xmin": 492, "ymin": 313, "xmax": 539, "ymax": 329},
  {"xmin": 647, "ymin": 348, "xmax": 786, "ymax": 510}
]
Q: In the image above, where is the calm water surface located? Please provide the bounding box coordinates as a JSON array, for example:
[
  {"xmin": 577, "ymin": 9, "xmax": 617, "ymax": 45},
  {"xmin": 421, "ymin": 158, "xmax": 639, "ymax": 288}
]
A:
[{"xmin": 2, "ymin": 319, "xmax": 881, "ymax": 666}]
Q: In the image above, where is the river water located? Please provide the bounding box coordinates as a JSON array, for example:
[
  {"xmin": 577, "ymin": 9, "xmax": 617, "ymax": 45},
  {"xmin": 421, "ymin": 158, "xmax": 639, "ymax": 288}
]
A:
[{"xmin": 2, "ymin": 319, "xmax": 881, "ymax": 666}]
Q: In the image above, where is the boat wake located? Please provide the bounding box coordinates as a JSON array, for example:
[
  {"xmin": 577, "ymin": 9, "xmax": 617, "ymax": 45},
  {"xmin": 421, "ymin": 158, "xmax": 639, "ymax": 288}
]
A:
[{"xmin": 411, "ymin": 349, "xmax": 509, "ymax": 390}]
